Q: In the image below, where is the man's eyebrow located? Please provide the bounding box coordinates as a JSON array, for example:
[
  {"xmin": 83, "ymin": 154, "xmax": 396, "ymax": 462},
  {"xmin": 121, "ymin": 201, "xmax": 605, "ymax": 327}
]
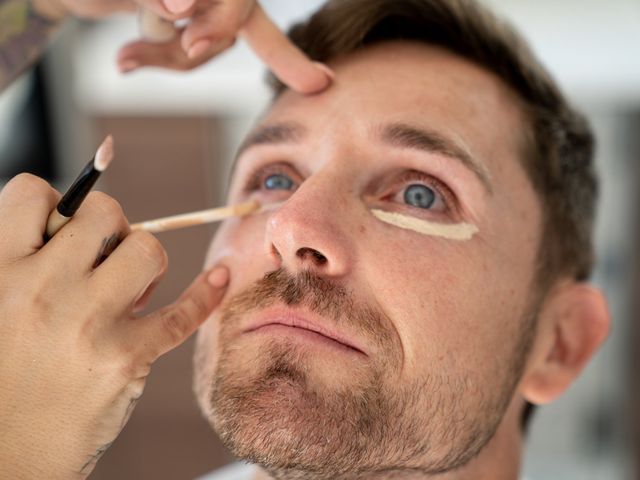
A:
[
  {"xmin": 236, "ymin": 122, "xmax": 307, "ymax": 160},
  {"xmin": 378, "ymin": 122, "xmax": 493, "ymax": 194}
]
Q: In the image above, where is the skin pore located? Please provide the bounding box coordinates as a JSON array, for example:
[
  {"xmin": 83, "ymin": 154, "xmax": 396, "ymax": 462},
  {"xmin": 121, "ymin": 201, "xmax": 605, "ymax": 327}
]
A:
[{"xmin": 191, "ymin": 41, "xmax": 602, "ymax": 480}]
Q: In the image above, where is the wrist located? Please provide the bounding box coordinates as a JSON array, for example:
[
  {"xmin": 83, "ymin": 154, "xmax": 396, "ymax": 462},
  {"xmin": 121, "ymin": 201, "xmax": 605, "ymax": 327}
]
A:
[
  {"xmin": 0, "ymin": 429, "xmax": 88, "ymax": 480},
  {"xmin": 30, "ymin": 0, "xmax": 68, "ymax": 22}
]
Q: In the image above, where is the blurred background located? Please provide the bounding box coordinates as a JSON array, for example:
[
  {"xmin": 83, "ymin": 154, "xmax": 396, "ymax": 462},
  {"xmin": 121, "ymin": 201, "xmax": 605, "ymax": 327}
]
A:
[{"xmin": 0, "ymin": 1, "xmax": 638, "ymax": 479}]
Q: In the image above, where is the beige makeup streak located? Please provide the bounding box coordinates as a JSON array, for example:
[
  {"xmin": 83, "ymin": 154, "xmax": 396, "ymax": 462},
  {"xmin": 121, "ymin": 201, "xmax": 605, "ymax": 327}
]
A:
[
  {"xmin": 371, "ymin": 209, "xmax": 478, "ymax": 241},
  {"xmin": 130, "ymin": 201, "xmax": 283, "ymax": 234}
]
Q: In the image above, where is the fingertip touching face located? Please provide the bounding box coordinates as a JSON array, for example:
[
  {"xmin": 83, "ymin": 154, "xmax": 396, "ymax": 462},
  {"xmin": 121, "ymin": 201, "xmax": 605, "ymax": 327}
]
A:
[{"xmin": 194, "ymin": 41, "xmax": 543, "ymax": 478}]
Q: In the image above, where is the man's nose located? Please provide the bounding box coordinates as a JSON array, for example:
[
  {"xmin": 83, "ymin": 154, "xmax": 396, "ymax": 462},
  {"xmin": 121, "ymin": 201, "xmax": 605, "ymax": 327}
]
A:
[{"xmin": 263, "ymin": 181, "xmax": 353, "ymax": 277}]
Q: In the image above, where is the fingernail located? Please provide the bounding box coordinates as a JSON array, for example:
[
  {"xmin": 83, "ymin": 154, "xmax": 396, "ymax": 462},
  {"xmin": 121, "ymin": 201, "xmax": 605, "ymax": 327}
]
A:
[
  {"xmin": 207, "ymin": 266, "xmax": 229, "ymax": 288},
  {"xmin": 163, "ymin": 0, "xmax": 194, "ymax": 14},
  {"xmin": 187, "ymin": 39, "xmax": 212, "ymax": 59},
  {"xmin": 313, "ymin": 62, "xmax": 336, "ymax": 82},
  {"xmin": 120, "ymin": 60, "xmax": 140, "ymax": 73}
]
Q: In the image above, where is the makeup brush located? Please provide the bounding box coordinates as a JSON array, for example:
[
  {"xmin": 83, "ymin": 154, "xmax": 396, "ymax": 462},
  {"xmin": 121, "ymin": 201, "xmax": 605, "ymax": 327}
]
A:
[
  {"xmin": 131, "ymin": 200, "xmax": 263, "ymax": 233},
  {"xmin": 44, "ymin": 136, "xmax": 115, "ymax": 240}
]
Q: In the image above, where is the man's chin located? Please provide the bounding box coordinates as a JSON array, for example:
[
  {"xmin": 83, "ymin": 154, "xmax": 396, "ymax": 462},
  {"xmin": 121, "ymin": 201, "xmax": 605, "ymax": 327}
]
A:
[
  {"xmin": 207, "ymin": 342, "xmax": 390, "ymax": 476},
  {"xmin": 202, "ymin": 339, "xmax": 507, "ymax": 478},
  {"xmin": 210, "ymin": 339, "xmax": 344, "ymax": 417}
]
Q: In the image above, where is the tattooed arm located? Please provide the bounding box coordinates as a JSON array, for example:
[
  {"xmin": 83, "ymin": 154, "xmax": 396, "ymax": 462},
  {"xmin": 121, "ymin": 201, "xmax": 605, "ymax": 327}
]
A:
[
  {"xmin": 0, "ymin": 0, "xmax": 137, "ymax": 93},
  {"xmin": 0, "ymin": 0, "xmax": 68, "ymax": 93}
]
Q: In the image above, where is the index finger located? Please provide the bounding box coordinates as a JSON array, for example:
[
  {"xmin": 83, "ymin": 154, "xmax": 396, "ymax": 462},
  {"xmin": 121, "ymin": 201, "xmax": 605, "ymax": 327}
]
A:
[
  {"xmin": 239, "ymin": 4, "xmax": 334, "ymax": 95},
  {"xmin": 126, "ymin": 266, "xmax": 229, "ymax": 362}
]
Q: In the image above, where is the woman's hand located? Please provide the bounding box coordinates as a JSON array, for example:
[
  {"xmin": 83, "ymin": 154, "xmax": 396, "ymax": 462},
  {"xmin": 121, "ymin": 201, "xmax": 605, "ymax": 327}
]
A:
[
  {"xmin": 46, "ymin": 0, "xmax": 333, "ymax": 94},
  {"xmin": 0, "ymin": 173, "xmax": 229, "ymax": 478}
]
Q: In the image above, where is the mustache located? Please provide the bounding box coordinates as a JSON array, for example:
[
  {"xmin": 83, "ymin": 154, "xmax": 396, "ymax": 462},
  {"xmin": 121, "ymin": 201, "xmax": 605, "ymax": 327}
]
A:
[{"xmin": 220, "ymin": 268, "xmax": 393, "ymax": 348}]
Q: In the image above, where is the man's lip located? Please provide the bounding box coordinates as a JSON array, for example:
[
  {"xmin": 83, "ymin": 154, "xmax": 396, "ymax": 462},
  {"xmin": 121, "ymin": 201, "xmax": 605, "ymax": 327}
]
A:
[{"xmin": 243, "ymin": 308, "xmax": 368, "ymax": 356}]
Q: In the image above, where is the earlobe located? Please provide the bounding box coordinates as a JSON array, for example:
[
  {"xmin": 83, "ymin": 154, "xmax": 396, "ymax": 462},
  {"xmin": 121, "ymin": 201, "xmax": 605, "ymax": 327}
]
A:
[{"xmin": 519, "ymin": 282, "xmax": 610, "ymax": 405}]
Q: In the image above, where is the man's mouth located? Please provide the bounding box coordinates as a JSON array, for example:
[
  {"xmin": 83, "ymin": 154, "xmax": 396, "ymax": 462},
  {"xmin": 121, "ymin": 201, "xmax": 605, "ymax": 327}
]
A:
[{"xmin": 243, "ymin": 307, "xmax": 368, "ymax": 356}]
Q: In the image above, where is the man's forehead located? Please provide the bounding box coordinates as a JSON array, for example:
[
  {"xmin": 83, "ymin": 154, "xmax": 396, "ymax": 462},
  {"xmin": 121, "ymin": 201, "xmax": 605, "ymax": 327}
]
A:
[{"xmin": 230, "ymin": 41, "xmax": 529, "ymax": 189}]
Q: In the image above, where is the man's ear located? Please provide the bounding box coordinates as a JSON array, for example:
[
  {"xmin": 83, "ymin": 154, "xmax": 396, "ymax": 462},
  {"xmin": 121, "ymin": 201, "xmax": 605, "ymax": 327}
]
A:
[{"xmin": 518, "ymin": 282, "xmax": 610, "ymax": 405}]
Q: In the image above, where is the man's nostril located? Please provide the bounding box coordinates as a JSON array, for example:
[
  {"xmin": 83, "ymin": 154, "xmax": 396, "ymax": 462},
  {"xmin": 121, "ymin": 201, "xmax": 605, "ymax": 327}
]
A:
[
  {"xmin": 297, "ymin": 247, "xmax": 328, "ymax": 266},
  {"xmin": 271, "ymin": 244, "xmax": 283, "ymax": 262},
  {"xmin": 312, "ymin": 250, "xmax": 328, "ymax": 265}
]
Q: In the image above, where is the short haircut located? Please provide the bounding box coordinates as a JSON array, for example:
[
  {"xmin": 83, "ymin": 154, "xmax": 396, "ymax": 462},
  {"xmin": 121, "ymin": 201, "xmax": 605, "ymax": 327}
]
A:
[
  {"xmin": 267, "ymin": 0, "xmax": 598, "ymax": 430},
  {"xmin": 268, "ymin": 0, "xmax": 597, "ymax": 289}
]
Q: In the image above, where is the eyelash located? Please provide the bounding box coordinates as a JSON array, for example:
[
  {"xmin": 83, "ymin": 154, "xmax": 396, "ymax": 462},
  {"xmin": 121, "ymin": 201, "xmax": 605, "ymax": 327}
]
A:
[
  {"xmin": 241, "ymin": 163, "xmax": 457, "ymax": 216},
  {"xmin": 242, "ymin": 162, "xmax": 297, "ymax": 194},
  {"xmin": 387, "ymin": 170, "xmax": 456, "ymax": 214}
]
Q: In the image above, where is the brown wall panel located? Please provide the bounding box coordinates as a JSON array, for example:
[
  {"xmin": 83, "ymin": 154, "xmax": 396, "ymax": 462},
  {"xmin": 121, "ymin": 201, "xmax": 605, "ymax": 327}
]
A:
[{"xmin": 88, "ymin": 116, "xmax": 232, "ymax": 480}]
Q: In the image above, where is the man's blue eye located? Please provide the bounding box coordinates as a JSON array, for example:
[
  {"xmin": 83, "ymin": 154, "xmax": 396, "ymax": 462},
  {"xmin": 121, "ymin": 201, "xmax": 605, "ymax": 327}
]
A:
[
  {"xmin": 404, "ymin": 184, "xmax": 436, "ymax": 209},
  {"xmin": 264, "ymin": 173, "xmax": 294, "ymax": 190}
]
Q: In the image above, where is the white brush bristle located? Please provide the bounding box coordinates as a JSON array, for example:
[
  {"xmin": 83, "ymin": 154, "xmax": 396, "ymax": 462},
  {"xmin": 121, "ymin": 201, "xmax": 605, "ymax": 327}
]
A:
[{"xmin": 94, "ymin": 135, "xmax": 114, "ymax": 172}]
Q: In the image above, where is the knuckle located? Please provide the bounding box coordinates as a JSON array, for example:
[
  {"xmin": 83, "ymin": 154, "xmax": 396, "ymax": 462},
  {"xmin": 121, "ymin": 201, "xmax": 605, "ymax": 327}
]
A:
[
  {"xmin": 186, "ymin": 293, "xmax": 209, "ymax": 319},
  {"xmin": 17, "ymin": 265, "xmax": 53, "ymax": 308},
  {"xmin": 15, "ymin": 281, "xmax": 58, "ymax": 325},
  {"xmin": 29, "ymin": 287, "xmax": 53, "ymax": 312},
  {"xmin": 129, "ymin": 231, "xmax": 168, "ymax": 271},
  {"xmin": 2, "ymin": 173, "xmax": 53, "ymax": 199},
  {"xmin": 85, "ymin": 191, "xmax": 125, "ymax": 220},
  {"xmin": 162, "ymin": 306, "xmax": 190, "ymax": 344},
  {"xmin": 86, "ymin": 284, "xmax": 117, "ymax": 314},
  {"xmin": 209, "ymin": 28, "xmax": 234, "ymax": 43}
]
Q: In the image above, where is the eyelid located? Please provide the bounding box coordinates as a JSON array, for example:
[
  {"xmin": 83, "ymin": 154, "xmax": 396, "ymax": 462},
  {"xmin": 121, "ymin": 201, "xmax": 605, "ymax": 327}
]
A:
[
  {"xmin": 388, "ymin": 170, "xmax": 459, "ymax": 217},
  {"xmin": 242, "ymin": 162, "xmax": 301, "ymax": 194}
]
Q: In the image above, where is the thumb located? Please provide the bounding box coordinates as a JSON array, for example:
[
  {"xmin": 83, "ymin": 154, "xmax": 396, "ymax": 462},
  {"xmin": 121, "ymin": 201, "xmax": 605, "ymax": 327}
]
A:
[{"xmin": 128, "ymin": 266, "xmax": 230, "ymax": 362}]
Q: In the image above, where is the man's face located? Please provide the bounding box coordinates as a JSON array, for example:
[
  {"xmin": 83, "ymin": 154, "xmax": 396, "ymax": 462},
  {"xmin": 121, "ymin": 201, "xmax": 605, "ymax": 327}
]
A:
[{"xmin": 194, "ymin": 42, "xmax": 543, "ymax": 478}]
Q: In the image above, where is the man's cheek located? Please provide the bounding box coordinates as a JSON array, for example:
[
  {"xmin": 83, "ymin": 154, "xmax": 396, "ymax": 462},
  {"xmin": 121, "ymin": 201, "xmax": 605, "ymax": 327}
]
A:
[
  {"xmin": 202, "ymin": 219, "xmax": 275, "ymax": 326},
  {"xmin": 366, "ymin": 246, "xmax": 490, "ymax": 364},
  {"xmin": 193, "ymin": 325, "xmax": 219, "ymax": 408},
  {"xmin": 205, "ymin": 217, "xmax": 268, "ymax": 268}
]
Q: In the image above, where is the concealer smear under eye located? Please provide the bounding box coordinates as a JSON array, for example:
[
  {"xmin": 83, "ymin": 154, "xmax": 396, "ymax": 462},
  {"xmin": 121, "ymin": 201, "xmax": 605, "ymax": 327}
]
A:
[{"xmin": 371, "ymin": 209, "xmax": 479, "ymax": 241}]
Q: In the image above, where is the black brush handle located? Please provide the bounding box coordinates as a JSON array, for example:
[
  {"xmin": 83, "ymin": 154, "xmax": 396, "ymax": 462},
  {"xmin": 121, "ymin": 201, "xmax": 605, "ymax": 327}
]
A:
[{"xmin": 57, "ymin": 158, "xmax": 99, "ymax": 217}]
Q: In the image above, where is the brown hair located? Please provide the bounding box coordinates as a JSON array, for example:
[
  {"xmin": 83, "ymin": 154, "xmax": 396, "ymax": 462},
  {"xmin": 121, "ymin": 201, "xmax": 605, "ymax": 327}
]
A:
[
  {"xmin": 267, "ymin": 0, "xmax": 599, "ymax": 431},
  {"xmin": 268, "ymin": 0, "xmax": 598, "ymax": 291}
]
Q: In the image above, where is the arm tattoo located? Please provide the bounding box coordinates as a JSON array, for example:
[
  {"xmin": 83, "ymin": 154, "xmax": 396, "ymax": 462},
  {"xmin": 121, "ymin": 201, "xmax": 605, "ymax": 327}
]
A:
[
  {"xmin": 93, "ymin": 233, "xmax": 121, "ymax": 268},
  {"xmin": 0, "ymin": 0, "xmax": 63, "ymax": 93}
]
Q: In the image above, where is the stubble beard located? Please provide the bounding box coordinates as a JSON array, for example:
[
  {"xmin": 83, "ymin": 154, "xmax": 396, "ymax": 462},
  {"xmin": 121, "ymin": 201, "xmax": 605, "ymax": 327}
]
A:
[{"xmin": 194, "ymin": 269, "xmax": 535, "ymax": 479}]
